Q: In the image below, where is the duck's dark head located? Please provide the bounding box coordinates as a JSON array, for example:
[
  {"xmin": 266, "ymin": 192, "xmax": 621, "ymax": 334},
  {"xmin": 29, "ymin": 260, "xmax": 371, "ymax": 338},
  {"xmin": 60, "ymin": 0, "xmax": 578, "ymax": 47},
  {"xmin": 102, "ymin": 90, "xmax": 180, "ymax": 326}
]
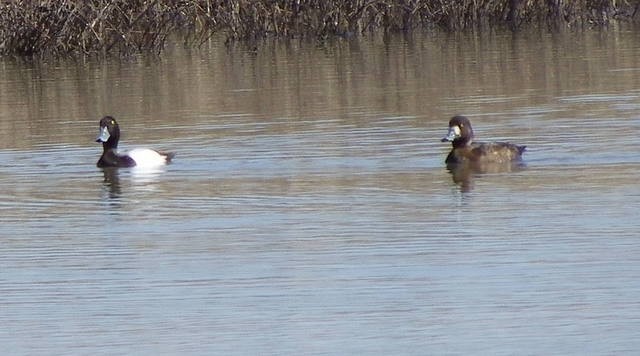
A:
[
  {"xmin": 441, "ymin": 115, "xmax": 474, "ymax": 147},
  {"xmin": 96, "ymin": 116, "xmax": 121, "ymax": 148}
]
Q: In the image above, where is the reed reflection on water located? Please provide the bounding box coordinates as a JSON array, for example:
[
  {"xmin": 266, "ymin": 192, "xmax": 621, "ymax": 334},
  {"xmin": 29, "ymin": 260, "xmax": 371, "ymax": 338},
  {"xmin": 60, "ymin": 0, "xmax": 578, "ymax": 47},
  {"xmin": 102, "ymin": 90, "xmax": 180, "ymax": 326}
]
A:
[{"xmin": 1, "ymin": 30, "xmax": 640, "ymax": 354}]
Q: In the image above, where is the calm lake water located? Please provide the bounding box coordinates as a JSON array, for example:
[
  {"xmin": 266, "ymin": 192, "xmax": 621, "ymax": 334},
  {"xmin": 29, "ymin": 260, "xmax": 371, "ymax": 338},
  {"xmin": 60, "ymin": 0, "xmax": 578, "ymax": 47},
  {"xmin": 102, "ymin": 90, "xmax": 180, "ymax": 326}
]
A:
[{"xmin": 1, "ymin": 29, "xmax": 640, "ymax": 354}]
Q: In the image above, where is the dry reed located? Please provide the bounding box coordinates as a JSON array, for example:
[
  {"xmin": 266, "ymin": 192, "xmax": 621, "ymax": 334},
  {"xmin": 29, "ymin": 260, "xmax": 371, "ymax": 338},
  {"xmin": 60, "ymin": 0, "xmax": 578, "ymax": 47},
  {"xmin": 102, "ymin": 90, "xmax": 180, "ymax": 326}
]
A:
[{"xmin": 0, "ymin": 0, "xmax": 637, "ymax": 57}]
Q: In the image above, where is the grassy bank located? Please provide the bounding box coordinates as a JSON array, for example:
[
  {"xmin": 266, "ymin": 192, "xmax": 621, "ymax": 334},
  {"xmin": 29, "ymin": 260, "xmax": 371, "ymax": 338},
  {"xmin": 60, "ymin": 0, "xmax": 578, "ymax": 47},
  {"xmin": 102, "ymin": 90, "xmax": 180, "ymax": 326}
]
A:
[{"xmin": 1, "ymin": 0, "xmax": 638, "ymax": 57}]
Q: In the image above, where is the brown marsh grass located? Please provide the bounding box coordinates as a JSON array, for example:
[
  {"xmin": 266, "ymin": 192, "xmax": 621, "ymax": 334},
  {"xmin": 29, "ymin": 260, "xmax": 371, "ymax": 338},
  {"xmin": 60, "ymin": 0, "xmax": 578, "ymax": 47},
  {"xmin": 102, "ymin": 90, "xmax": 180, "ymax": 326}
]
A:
[{"xmin": 0, "ymin": 0, "xmax": 638, "ymax": 57}]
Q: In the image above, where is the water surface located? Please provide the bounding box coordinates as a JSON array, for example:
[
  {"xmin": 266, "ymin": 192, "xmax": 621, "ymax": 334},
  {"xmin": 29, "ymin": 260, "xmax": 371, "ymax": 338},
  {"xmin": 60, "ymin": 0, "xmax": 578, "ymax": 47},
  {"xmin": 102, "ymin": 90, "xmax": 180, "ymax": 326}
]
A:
[{"xmin": 1, "ymin": 30, "xmax": 640, "ymax": 354}]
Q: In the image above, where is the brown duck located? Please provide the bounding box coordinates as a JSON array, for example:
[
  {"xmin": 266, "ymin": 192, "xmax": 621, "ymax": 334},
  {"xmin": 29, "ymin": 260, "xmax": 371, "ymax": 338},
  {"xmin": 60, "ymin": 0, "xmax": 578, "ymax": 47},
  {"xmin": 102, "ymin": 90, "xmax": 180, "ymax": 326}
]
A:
[{"xmin": 441, "ymin": 115, "xmax": 526, "ymax": 165}]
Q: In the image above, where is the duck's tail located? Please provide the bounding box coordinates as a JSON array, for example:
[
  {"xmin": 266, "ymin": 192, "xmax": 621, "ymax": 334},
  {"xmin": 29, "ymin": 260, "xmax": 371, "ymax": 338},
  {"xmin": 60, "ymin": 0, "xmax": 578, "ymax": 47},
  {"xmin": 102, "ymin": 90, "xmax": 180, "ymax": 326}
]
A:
[
  {"xmin": 517, "ymin": 145, "xmax": 526, "ymax": 155},
  {"xmin": 162, "ymin": 151, "xmax": 176, "ymax": 163}
]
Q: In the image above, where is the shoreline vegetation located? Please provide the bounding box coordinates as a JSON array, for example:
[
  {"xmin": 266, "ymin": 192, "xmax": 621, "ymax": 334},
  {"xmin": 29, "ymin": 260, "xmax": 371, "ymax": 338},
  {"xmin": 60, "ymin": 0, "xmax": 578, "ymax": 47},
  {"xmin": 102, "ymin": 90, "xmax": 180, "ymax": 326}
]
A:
[{"xmin": 1, "ymin": 0, "xmax": 638, "ymax": 58}]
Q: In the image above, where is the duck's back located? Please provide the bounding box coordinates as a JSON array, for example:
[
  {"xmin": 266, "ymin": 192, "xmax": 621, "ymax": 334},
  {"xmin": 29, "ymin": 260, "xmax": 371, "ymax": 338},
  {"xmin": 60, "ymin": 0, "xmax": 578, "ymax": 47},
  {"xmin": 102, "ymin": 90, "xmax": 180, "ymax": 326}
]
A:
[{"xmin": 447, "ymin": 142, "xmax": 525, "ymax": 164}]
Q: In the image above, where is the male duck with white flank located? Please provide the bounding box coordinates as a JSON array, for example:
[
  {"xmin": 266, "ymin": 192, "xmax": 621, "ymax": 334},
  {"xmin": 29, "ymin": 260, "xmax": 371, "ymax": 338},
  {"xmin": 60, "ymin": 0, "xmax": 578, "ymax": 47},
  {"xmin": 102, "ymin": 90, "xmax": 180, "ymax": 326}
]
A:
[{"xmin": 95, "ymin": 116, "xmax": 174, "ymax": 168}]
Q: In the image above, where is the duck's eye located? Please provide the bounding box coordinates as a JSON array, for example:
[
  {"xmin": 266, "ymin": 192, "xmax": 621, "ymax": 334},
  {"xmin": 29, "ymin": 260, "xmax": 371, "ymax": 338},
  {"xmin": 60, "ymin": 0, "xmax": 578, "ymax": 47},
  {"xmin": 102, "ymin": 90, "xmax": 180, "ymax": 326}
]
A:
[{"xmin": 110, "ymin": 120, "xmax": 115, "ymax": 125}]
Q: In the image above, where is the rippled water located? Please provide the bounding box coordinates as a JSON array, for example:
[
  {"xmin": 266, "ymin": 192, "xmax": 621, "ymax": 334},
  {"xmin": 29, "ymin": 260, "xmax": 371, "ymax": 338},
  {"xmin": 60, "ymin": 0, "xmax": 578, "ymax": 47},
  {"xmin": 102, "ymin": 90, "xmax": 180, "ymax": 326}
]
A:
[{"xmin": 2, "ymin": 30, "xmax": 640, "ymax": 354}]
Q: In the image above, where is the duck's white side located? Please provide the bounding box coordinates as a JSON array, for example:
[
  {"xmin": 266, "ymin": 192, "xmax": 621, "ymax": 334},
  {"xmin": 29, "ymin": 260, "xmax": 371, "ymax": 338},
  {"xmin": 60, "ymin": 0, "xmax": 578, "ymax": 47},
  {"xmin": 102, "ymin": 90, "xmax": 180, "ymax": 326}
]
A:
[{"xmin": 127, "ymin": 148, "xmax": 170, "ymax": 168}]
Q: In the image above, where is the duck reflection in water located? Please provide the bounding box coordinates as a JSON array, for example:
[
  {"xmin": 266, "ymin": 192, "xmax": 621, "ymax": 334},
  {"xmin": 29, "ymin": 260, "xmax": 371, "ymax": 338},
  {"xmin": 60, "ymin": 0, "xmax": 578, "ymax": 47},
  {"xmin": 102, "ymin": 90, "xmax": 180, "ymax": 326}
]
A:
[
  {"xmin": 101, "ymin": 165, "xmax": 166, "ymax": 199},
  {"xmin": 101, "ymin": 167, "xmax": 122, "ymax": 199},
  {"xmin": 441, "ymin": 115, "xmax": 526, "ymax": 191}
]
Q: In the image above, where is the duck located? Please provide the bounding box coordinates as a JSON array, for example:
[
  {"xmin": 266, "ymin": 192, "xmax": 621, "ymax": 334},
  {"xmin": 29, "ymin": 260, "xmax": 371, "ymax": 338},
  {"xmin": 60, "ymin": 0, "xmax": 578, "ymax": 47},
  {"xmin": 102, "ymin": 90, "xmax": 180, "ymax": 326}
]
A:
[
  {"xmin": 441, "ymin": 115, "xmax": 525, "ymax": 165},
  {"xmin": 95, "ymin": 116, "xmax": 174, "ymax": 168}
]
